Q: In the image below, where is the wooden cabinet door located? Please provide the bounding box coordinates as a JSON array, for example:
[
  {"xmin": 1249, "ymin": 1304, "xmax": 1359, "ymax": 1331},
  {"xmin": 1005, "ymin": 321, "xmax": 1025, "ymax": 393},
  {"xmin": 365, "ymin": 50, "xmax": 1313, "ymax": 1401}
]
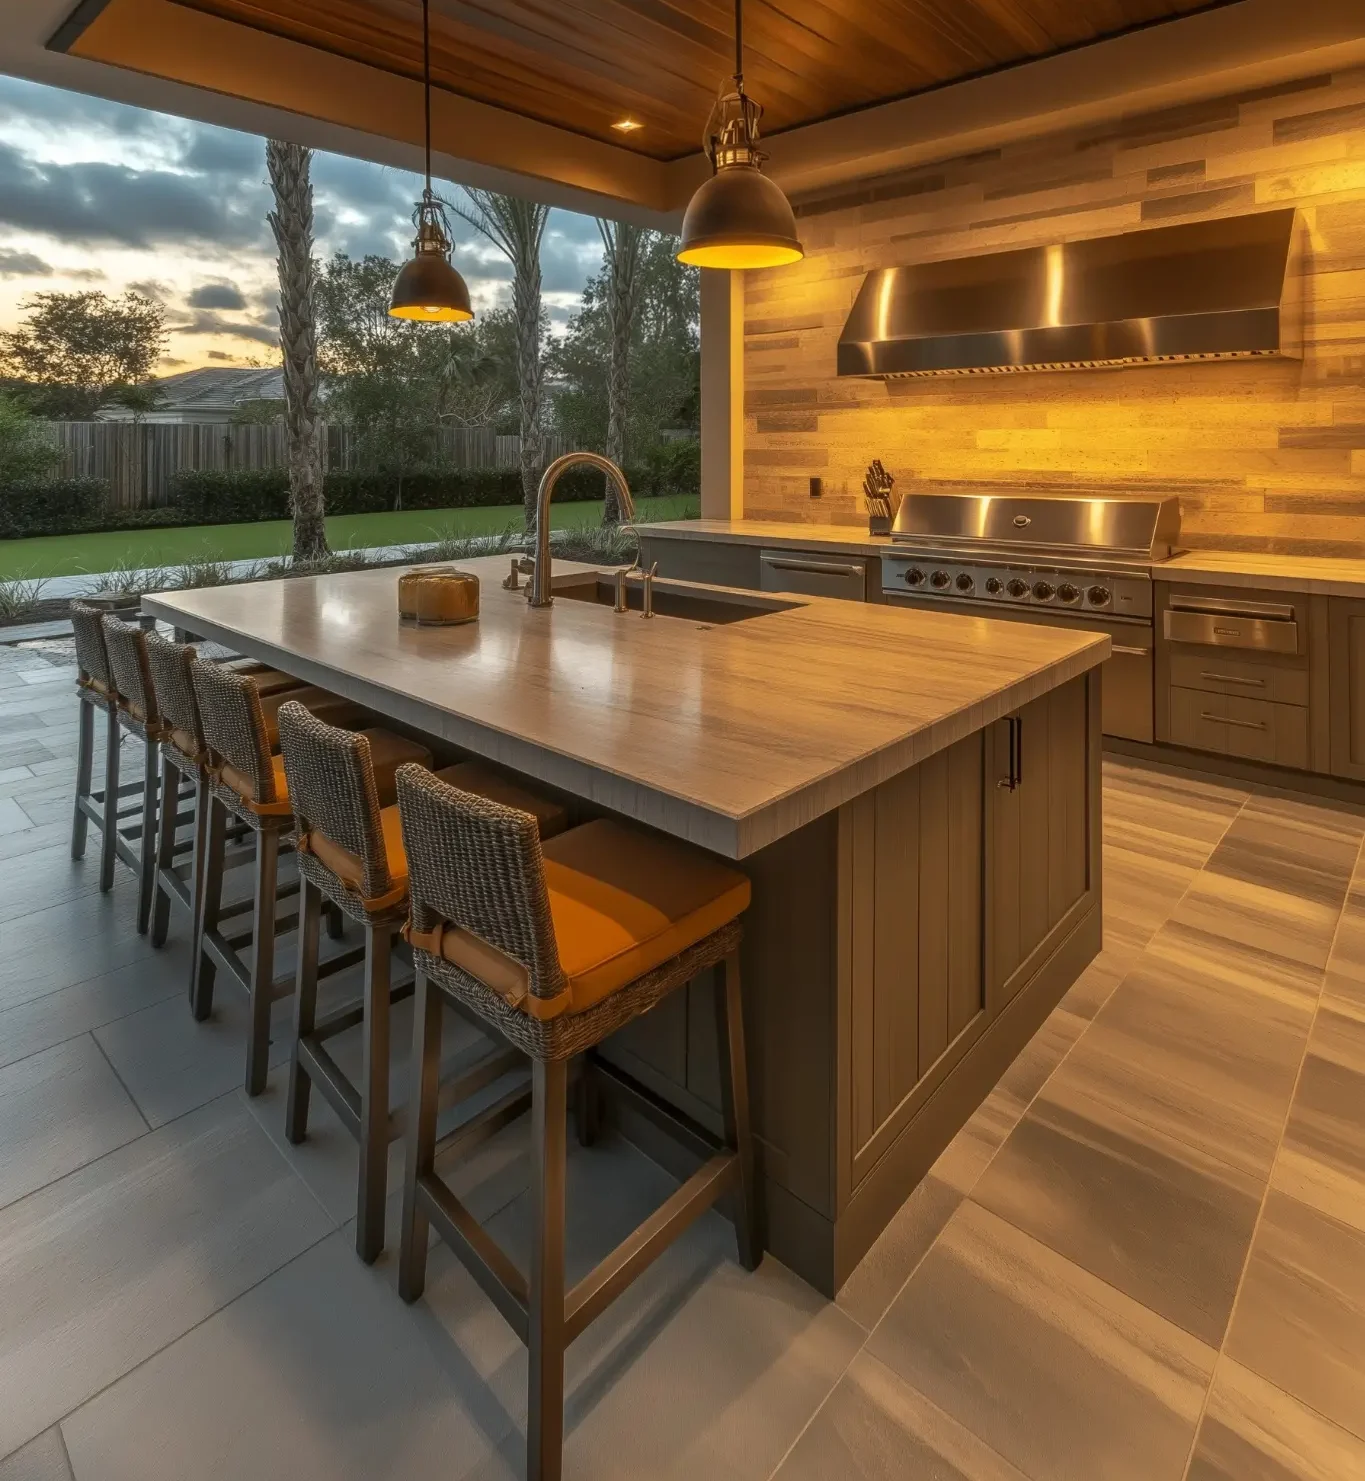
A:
[
  {"xmin": 989, "ymin": 675, "xmax": 1095, "ymax": 1007},
  {"xmin": 1327, "ymin": 597, "xmax": 1365, "ymax": 780}
]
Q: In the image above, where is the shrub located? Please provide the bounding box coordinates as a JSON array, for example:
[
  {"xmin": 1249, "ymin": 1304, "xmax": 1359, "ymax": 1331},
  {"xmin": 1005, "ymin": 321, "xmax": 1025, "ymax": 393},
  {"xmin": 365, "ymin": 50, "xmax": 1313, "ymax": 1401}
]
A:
[
  {"xmin": 0, "ymin": 478, "xmax": 107, "ymax": 538},
  {"xmin": 172, "ymin": 468, "xmax": 290, "ymax": 525},
  {"xmin": 635, "ymin": 439, "xmax": 700, "ymax": 497}
]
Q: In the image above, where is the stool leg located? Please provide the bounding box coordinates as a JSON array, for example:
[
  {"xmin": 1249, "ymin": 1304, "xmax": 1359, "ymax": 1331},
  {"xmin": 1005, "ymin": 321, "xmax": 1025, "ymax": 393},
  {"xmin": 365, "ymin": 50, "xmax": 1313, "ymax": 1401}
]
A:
[
  {"xmin": 528, "ymin": 1057, "xmax": 568, "ymax": 1481},
  {"xmin": 325, "ymin": 902, "xmax": 345, "ymax": 941},
  {"xmin": 356, "ymin": 920, "xmax": 394, "ymax": 1264},
  {"xmin": 286, "ymin": 876, "xmax": 323, "ymax": 1145},
  {"xmin": 192, "ymin": 791, "xmax": 226, "ymax": 1017},
  {"xmin": 98, "ymin": 706, "xmax": 121, "ymax": 893},
  {"xmin": 399, "ymin": 967, "xmax": 443, "ymax": 1304},
  {"xmin": 245, "ymin": 826, "xmax": 280, "ymax": 1098},
  {"xmin": 71, "ymin": 694, "xmax": 94, "ymax": 860},
  {"xmin": 716, "ymin": 949, "xmax": 760, "ymax": 1272},
  {"xmin": 135, "ymin": 734, "xmax": 159, "ymax": 935},
  {"xmin": 150, "ymin": 752, "xmax": 178, "ymax": 947}
]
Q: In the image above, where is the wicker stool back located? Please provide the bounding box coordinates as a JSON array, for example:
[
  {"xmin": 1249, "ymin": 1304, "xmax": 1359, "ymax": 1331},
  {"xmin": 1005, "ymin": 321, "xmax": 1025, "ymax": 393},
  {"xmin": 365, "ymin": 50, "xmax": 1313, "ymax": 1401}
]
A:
[
  {"xmin": 277, "ymin": 701, "xmax": 395, "ymax": 914},
  {"xmin": 396, "ymin": 762, "xmax": 569, "ymax": 1011},
  {"xmin": 101, "ymin": 615, "xmax": 161, "ymax": 731},
  {"xmin": 70, "ymin": 600, "xmax": 115, "ymax": 693},
  {"xmin": 144, "ymin": 632, "xmax": 204, "ymax": 758},
  {"xmin": 190, "ymin": 657, "xmax": 280, "ymax": 810}
]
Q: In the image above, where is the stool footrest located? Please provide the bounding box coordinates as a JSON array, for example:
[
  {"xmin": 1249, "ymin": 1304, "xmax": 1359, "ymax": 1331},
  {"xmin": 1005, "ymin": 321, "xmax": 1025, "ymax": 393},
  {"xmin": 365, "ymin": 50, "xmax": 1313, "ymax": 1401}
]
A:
[
  {"xmin": 565, "ymin": 1151, "xmax": 737, "ymax": 1344},
  {"xmin": 297, "ymin": 1038, "xmax": 362, "ymax": 1138},
  {"xmin": 589, "ymin": 1055, "xmax": 727, "ymax": 1164}
]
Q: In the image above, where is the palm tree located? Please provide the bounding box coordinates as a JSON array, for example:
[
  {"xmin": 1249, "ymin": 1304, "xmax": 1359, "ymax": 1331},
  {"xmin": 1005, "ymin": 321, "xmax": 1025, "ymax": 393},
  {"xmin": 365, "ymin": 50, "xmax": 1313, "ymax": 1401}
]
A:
[
  {"xmin": 449, "ymin": 190, "xmax": 549, "ymax": 528},
  {"xmin": 595, "ymin": 219, "xmax": 645, "ymax": 524},
  {"xmin": 266, "ymin": 139, "xmax": 327, "ymax": 561}
]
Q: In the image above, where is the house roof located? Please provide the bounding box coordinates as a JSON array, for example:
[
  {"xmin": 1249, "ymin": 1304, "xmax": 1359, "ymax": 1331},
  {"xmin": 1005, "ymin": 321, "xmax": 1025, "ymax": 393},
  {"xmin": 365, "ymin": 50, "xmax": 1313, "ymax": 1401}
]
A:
[{"xmin": 147, "ymin": 366, "xmax": 283, "ymax": 413}]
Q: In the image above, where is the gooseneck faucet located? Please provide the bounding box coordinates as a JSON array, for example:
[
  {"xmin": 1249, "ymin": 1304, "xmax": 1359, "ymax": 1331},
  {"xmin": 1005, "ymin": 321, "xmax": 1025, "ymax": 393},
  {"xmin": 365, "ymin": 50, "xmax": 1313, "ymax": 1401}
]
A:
[{"xmin": 527, "ymin": 452, "xmax": 635, "ymax": 608}]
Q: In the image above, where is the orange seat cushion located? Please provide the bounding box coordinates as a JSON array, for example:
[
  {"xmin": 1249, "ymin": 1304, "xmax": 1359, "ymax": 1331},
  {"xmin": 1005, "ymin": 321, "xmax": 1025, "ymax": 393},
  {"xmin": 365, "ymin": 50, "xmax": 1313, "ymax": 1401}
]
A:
[
  {"xmin": 433, "ymin": 760, "xmax": 568, "ymax": 839},
  {"xmin": 366, "ymin": 730, "xmax": 434, "ymax": 807},
  {"xmin": 308, "ymin": 804, "xmax": 408, "ymax": 906},
  {"xmin": 433, "ymin": 818, "xmax": 750, "ymax": 1018},
  {"xmin": 230, "ymin": 663, "xmax": 306, "ymax": 697},
  {"xmin": 220, "ymin": 752, "xmax": 289, "ymax": 808},
  {"xmin": 260, "ymin": 686, "xmax": 365, "ymax": 748}
]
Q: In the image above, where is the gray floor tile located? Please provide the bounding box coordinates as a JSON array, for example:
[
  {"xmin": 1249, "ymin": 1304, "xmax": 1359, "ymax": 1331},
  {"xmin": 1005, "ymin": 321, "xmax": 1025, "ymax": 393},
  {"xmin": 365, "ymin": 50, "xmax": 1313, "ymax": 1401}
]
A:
[
  {"xmin": 867, "ymin": 1200, "xmax": 1215, "ymax": 1481},
  {"xmin": 972, "ymin": 1068, "xmax": 1264, "ymax": 1346},
  {"xmin": 60, "ymin": 1230, "xmax": 518, "ymax": 1481},
  {"xmin": 0, "ymin": 1094, "xmax": 332, "ymax": 1459},
  {"xmin": 1186, "ymin": 1357, "xmax": 1365, "ymax": 1481},
  {"xmin": 0, "ymin": 951, "xmax": 188, "ymax": 1071},
  {"xmin": 836, "ymin": 1174, "xmax": 960, "ymax": 1332},
  {"xmin": 1225, "ymin": 1188, "xmax": 1365, "ymax": 1443},
  {"xmin": 0, "ymin": 1035, "xmax": 146, "ymax": 1212},
  {"xmin": 0, "ymin": 845, "xmax": 110, "ymax": 924},
  {"xmin": 773, "ymin": 1350, "xmax": 1029, "ymax": 1481},
  {"xmin": 0, "ymin": 887, "xmax": 157, "ymax": 1013},
  {"xmin": 0, "ymin": 1429, "xmax": 73, "ymax": 1481}
]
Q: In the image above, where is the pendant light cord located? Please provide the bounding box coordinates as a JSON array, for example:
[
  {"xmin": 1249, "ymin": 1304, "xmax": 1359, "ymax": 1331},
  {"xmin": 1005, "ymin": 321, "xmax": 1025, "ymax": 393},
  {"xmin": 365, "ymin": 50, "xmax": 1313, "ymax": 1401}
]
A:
[
  {"xmin": 733, "ymin": 0, "xmax": 743, "ymax": 89},
  {"xmin": 422, "ymin": 0, "xmax": 432, "ymax": 197}
]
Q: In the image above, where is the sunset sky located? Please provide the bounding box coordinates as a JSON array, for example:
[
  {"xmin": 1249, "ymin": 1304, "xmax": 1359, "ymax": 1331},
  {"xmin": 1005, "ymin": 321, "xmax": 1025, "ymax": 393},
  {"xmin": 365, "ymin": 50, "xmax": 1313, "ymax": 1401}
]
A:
[{"xmin": 0, "ymin": 73, "xmax": 606, "ymax": 373}]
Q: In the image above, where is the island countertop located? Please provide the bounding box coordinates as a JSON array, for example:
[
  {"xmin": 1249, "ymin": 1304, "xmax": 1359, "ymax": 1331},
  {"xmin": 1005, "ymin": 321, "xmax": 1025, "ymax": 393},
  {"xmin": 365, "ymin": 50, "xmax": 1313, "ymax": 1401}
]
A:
[{"xmin": 144, "ymin": 555, "xmax": 1107, "ymax": 859}]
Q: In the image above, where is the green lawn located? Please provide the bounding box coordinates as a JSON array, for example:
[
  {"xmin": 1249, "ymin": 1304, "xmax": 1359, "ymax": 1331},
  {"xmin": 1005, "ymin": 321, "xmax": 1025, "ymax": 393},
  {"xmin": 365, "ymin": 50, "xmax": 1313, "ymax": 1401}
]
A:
[{"xmin": 0, "ymin": 495, "xmax": 699, "ymax": 579}]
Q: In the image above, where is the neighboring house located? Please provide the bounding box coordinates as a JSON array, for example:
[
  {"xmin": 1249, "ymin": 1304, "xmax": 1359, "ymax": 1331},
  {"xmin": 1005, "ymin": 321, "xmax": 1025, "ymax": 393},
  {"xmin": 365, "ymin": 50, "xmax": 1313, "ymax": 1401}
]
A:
[{"xmin": 99, "ymin": 367, "xmax": 284, "ymax": 424}]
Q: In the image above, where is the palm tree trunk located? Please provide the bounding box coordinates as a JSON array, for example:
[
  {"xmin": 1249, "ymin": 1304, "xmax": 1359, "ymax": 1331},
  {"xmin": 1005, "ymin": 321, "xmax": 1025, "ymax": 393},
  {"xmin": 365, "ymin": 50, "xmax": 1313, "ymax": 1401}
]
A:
[
  {"xmin": 514, "ymin": 256, "xmax": 544, "ymax": 530},
  {"xmin": 598, "ymin": 222, "xmax": 643, "ymax": 524},
  {"xmin": 267, "ymin": 139, "xmax": 327, "ymax": 562}
]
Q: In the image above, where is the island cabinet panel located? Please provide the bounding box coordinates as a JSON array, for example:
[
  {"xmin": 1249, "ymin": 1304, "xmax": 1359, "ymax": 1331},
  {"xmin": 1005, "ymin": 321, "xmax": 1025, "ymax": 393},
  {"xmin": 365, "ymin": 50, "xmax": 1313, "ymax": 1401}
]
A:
[
  {"xmin": 637, "ymin": 535, "xmax": 761, "ymax": 592},
  {"xmin": 1327, "ymin": 597, "xmax": 1365, "ymax": 781}
]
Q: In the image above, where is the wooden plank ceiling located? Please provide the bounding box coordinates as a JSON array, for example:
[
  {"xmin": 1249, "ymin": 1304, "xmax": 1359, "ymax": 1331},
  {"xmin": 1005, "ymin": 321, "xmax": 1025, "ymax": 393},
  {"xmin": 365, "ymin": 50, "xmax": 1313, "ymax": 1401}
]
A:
[{"xmin": 173, "ymin": 0, "xmax": 1230, "ymax": 160}]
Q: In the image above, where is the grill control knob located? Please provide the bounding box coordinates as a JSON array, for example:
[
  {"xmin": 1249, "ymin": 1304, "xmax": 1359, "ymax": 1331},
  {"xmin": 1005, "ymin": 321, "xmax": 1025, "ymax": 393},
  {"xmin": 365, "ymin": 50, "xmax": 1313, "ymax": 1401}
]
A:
[
  {"xmin": 984, "ymin": 576, "xmax": 1003, "ymax": 595},
  {"xmin": 1087, "ymin": 584, "xmax": 1112, "ymax": 608},
  {"xmin": 1058, "ymin": 582, "xmax": 1081, "ymax": 604},
  {"xmin": 930, "ymin": 570, "xmax": 951, "ymax": 589},
  {"xmin": 1006, "ymin": 578, "xmax": 1030, "ymax": 599},
  {"xmin": 1032, "ymin": 581, "xmax": 1056, "ymax": 601},
  {"xmin": 955, "ymin": 572, "xmax": 974, "ymax": 593},
  {"xmin": 905, "ymin": 567, "xmax": 926, "ymax": 587}
]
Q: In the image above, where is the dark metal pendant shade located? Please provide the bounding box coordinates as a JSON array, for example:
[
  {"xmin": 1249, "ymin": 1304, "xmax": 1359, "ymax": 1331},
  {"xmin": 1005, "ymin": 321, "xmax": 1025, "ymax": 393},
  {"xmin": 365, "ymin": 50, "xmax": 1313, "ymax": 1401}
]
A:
[
  {"xmin": 390, "ymin": 219, "xmax": 473, "ymax": 321},
  {"xmin": 678, "ymin": 161, "xmax": 802, "ymax": 269},
  {"xmin": 676, "ymin": 0, "xmax": 802, "ymax": 271}
]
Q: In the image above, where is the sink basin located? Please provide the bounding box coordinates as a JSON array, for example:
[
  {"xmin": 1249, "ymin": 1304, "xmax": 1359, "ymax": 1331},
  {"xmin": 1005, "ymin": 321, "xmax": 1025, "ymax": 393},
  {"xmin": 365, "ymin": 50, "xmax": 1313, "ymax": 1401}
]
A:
[{"xmin": 555, "ymin": 574, "xmax": 797, "ymax": 626}]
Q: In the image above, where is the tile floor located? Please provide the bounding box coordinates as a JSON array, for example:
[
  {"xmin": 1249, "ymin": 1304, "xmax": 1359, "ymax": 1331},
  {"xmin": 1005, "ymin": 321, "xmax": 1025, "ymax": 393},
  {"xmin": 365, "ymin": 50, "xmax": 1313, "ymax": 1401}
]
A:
[{"xmin": 2, "ymin": 636, "xmax": 1365, "ymax": 1480}]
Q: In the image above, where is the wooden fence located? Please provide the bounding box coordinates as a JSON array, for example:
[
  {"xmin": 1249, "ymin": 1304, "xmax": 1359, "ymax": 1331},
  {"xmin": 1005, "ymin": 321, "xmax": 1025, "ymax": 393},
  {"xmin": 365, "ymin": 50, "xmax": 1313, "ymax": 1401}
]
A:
[{"xmin": 50, "ymin": 422, "xmax": 576, "ymax": 509}]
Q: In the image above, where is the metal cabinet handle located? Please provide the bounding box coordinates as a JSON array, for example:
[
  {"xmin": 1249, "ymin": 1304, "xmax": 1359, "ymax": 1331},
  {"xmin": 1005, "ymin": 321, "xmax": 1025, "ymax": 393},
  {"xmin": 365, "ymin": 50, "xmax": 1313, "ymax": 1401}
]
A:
[
  {"xmin": 997, "ymin": 715, "xmax": 1023, "ymax": 790},
  {"xmin": 1200, "ymin": 671, "xmax": 1266, "ymax": 687},
  {"xmin": 1169, "ymin": 594, "xmax": 1295, "ymax": 621},
  {"xmin": 1110, "ymin": 644, "xmax": 1151, "ymax": 657},
  {"xmin": 761, "ymin": 557, "xmax": 863, "ymax": 578},
  {"xmin": 1200, "ymin": 711, "xmax": 1267, "ymax": 731}
]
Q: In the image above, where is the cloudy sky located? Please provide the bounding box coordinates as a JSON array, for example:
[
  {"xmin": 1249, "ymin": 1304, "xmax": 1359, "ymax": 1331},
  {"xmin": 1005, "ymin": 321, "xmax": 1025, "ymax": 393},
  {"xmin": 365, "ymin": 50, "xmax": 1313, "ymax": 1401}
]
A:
[{"xmin": 0, "ymin": 73, "xmax": 607, "ymax": 372}]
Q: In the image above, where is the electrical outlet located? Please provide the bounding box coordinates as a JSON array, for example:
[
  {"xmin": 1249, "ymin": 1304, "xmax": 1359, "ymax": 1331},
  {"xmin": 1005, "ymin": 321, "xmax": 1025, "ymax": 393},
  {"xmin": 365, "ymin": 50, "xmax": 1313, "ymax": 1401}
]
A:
[{"xmin": 809, "ymin": 476, "xmax": 822, "ymax": 498}]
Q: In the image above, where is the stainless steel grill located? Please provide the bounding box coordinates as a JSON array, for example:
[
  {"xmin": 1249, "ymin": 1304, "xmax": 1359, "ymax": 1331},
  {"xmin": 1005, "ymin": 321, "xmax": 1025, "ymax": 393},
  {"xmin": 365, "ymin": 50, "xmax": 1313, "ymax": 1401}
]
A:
[{"xmin": 882, "ymin": 489, "xmax": 1181, "ymax": 742}]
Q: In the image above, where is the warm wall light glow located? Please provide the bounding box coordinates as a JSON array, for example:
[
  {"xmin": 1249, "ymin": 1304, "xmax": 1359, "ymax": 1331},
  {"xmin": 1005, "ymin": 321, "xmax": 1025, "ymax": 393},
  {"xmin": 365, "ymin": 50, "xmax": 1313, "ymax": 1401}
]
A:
[
  {"xmin": 390, "ymin": 302, "xmax": 474, "ymax": 322},
  {"xmin": 1044, "ymin": 243, "xmax": 1065, "ymax": 327},
  {"xmin": 677, "ymin": 243, "xmax": 804, "ymax": 269},
  {"xmin": 612, "ymin": 118, "xmax": 643, "ymax": 133}
]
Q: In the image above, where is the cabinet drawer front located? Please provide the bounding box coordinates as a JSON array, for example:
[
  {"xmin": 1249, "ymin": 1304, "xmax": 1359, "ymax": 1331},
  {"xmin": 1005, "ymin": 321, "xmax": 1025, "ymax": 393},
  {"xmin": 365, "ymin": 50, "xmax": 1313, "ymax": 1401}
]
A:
[
  {"xmin": 1169, "ymin": 686, "xmax": 1309, "ymax": 768},
  {"xmin": 1168, "ymin": 651, "xmax": 1309, "ymax": 706}
]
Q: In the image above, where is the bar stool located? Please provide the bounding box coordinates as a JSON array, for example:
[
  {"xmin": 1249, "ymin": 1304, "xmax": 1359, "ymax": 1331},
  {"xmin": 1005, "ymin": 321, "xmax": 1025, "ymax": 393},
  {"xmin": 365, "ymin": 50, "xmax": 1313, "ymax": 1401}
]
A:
[
  {"xmin": 190, "ymin": 657, "xmax": 367, "ymax": 1095},
  {"xmin": 276, "ymin": 701, "xmax": 570, "ymax": 1262},
  {"xmin": 394, "ymin": 765, "xmax": 759, "ymax": 1481},
  {"xmin": 143, "ymin": 633, "xmax": 306, "ymax": 955},
  {"xmin": 69, "ymin": 599, "xmax": 145, "ymax": 893}
]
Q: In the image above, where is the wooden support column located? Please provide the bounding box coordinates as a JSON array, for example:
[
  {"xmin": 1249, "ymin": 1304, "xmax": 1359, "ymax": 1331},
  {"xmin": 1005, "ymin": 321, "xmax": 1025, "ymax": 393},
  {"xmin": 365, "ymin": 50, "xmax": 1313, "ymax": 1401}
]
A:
[{"xmin": 700, "ymin": 268, "xmax": 744, "ymax": 521}]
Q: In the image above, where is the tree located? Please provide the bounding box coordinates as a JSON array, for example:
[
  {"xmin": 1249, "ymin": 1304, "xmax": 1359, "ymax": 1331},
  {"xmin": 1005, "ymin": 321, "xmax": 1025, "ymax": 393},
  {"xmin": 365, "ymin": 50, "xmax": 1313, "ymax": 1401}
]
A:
[
  {"xmin": 547, "ymin": 231, "xmax": 699, "ymax": 465},
  {"xmin": 267, "ymin": 139, "xmax": 327, "ymax": 561},
  {"xmin": 0, "ymin": 392, "xmax": 60, "ymax": 484},
  {"xmin": 595, "ymin": 219, "xmax": 644, "ymax": 523},
  {"xmin": 314, "ymin": 252, "xmax": 508, "ymax": 499},
  {"xmin": 448, "ymin": 190, "xmax": 549, "ymax": 527},
  {"xmin": 0, "ymin": 291, "xmax": 166, "ymax": 419}
]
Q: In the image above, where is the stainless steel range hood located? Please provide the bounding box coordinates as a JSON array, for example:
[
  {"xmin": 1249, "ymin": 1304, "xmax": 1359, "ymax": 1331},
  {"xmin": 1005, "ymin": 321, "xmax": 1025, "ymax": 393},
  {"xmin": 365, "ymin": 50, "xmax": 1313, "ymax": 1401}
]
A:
[{"xmin": 837, "ymin": 209, "xmax": 1302, "ymax": 378}]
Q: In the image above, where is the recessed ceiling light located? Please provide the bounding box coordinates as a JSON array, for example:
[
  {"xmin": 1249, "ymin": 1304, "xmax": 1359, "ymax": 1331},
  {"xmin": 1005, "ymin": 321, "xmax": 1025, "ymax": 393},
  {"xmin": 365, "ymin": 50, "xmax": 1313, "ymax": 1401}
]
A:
[{"xmin": 612, "ymin": 118, "xmax": 643, "ymax": 133}]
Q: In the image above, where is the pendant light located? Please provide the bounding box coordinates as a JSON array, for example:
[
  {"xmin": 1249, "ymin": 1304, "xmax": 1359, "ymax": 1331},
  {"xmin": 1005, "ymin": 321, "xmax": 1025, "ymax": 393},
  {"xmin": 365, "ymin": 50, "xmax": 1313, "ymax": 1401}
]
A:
[
  {"xmin": 676, "ymin": 0, "xmax": 803, "ymax": 270},
  {"xmin": 389, "ymin": 0, "xmax": 473, "ymax": 321}
]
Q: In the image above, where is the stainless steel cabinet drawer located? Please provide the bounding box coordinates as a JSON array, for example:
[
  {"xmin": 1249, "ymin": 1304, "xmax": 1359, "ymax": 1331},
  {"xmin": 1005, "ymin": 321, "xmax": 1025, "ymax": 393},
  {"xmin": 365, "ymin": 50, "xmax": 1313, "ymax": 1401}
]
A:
[
  {"xmin": 1168, "ymin": 651, "xmax": 1309, "ymax": 707},
  {"xmin": 1162, "ymin": 595, "xmax": 1300, "ymax": 654},
  {"xmin": 759, "ymin": 550, "xmax": 869, "ymax": 601},
  {"xmin": 1168, "ymin": 686, "xmax": 1309, "ymax": 769}
]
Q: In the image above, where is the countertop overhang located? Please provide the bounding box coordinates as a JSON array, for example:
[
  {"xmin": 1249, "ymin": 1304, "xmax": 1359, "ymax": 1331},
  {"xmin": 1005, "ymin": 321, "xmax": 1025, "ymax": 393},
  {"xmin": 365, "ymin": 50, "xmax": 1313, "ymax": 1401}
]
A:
[{"xmin": 144, "ymin": 555, "xmax": 1107, "ymax": 859}]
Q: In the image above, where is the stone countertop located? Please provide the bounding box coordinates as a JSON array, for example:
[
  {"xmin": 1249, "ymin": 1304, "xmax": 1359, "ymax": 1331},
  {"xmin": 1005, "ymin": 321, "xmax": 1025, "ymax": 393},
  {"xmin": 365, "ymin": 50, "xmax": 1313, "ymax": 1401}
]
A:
[
  {"xmin": 144, "ymin": 556, "xmax": 1106, "ymax": 860},
  {"xmin": 1159, "ymin": 550, "xmax": 1365, "ymax": 597},
  {"xmin": 634, "ymin": 519, "xmax": 892, "ymax": 559}
]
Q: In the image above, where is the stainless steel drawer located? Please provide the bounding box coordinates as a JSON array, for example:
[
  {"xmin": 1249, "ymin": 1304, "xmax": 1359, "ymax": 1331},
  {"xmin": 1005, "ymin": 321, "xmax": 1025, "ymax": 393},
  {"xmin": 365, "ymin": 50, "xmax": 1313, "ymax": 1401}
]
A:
[
  {"xmin": 1168, "ymin": 686, "xmax": 1309, "ymax": 769},
  {"xmin": 1163, "ymin": 593, "xmax": 1301, "ymax": 654},
  {"xmin": 1168, "ymin": 651, "xmax": 1309, "ymax": 707},
  {"xmin": 759, "ymin": 550, "xmax": 868, "ymax": 602}
]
